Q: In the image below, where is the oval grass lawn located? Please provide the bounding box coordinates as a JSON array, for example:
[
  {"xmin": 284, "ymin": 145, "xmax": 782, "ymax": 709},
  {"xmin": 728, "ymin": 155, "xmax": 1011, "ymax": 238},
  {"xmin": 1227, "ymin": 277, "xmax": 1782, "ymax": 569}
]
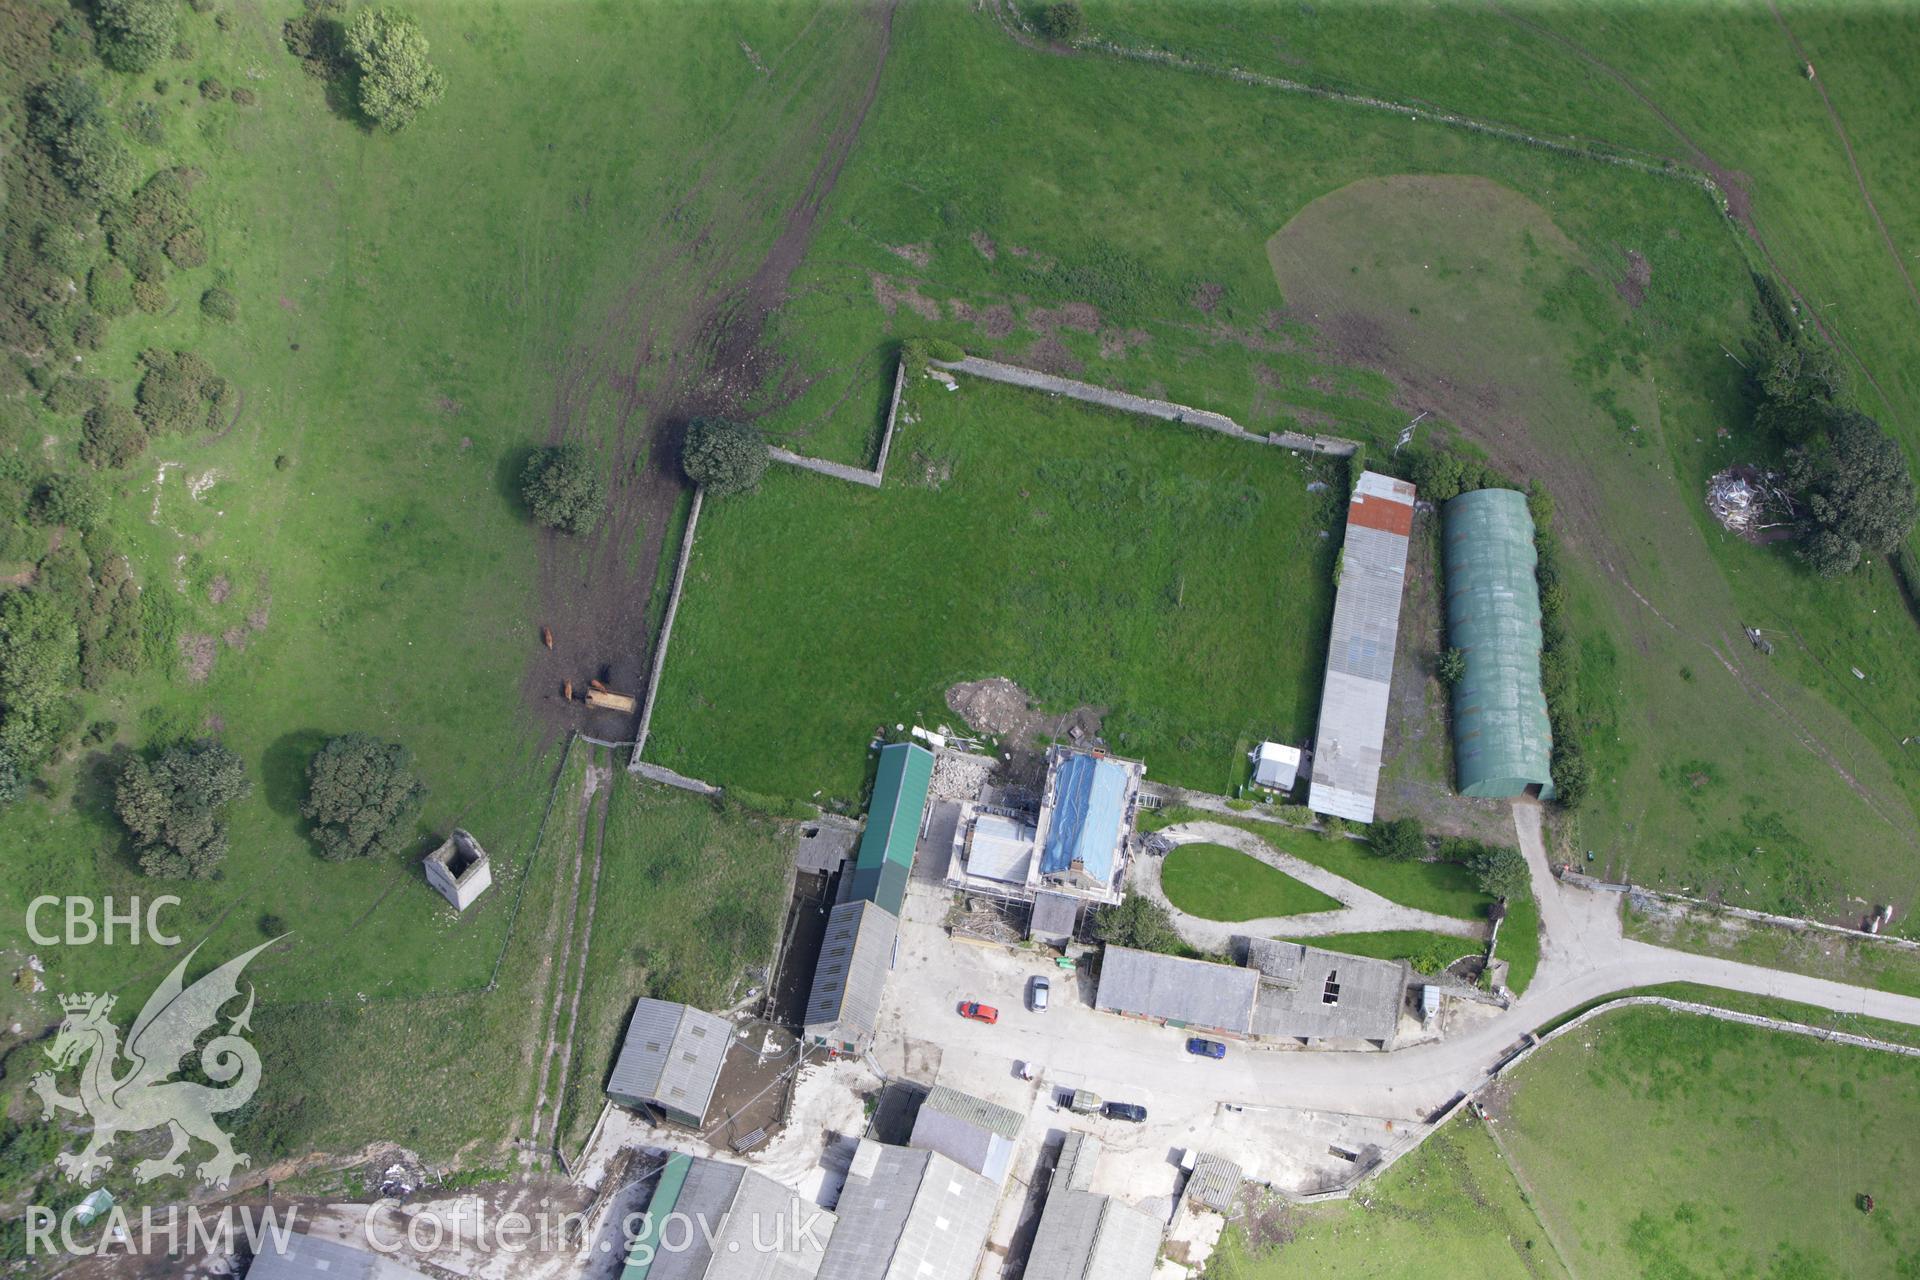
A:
[{"xmin": 1160, "ymin": 842, "xmax": 1342, "ymax": 922}]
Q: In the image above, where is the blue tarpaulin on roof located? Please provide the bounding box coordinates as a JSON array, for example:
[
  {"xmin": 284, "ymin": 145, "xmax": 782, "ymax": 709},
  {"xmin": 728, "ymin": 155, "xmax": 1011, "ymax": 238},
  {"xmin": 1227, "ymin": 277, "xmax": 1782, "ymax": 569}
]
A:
[{"xmin": 1041, "ymin": 754, "xmax": 1126, "ymax": 882}]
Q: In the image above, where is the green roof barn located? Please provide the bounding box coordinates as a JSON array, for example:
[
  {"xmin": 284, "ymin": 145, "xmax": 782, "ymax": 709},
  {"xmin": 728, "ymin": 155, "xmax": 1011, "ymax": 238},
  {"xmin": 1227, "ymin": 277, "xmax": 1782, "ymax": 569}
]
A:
[
  {"xmin": 1442, "ymin": 488, "xmax": 1556, "ymax": 800},
  {"xmin": 850, "ymin": 742, "xmax": 934, "ymax": 915}
]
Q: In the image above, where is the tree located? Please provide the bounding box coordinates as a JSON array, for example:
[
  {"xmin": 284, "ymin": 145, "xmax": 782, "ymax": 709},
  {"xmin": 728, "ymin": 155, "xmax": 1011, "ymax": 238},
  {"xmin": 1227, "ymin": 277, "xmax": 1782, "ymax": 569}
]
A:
[
  {"xmin": 343, "ymin": 9, "xmax": 446, "ymax": 131},
  {"xmin": 116, "ymin": 741, "xmax": 251, "ymax": 879},
  {"xmin": 1035, "ymin": 2, "xmax": 1084, "ymax": 41},
  {"xmin": 521, "ymin": 443, "xmax": 606, "ymax": 534},
  {"xmin": 301, "ymin": 733, "xmax": 426, "ymax": 861},
  {"xmin": 681, "ymin": 417, "xmax": 769, "ymax": 497},
  {"xmin": 1089, "ymin": 894, "xmax": 1182, "ymax": 955},
  {"xmin": 1464, "ymin": 844, "xmax": 1530, "ymax": 901},
  {"xmin": 29, "ymin": 474, "xmax": 106, "ymax": 531},
  {"xmin": 1550, "ymin": 743, "xmax": 1593, "ymax": 811},
  {"xmin": 1368, "ymin": 817, "xmax": 1425, "ymax": 862},
  {"xmin": 1436, "ymin": 647, "xmax": 1466, "ymax": 686},
  {"xmin": 94, "ymin": 0, "xmax": 180, "ymax": 73},
  {"xmin": 1785, "ymin": 408, "xmax": 1917, "ymax": 576},
  {"xmin": 200, "ymin": 286, "xmax": 239, "ymax": 322}
]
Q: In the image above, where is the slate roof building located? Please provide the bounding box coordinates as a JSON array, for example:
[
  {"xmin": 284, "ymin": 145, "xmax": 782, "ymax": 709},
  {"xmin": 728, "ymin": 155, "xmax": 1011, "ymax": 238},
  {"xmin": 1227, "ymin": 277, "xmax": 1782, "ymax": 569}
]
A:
[
  {"xmin": 1442, "ymin": 488, "xmax": 1556, "ymax": 800},
  {"xmin": 1024, "ymin": 1133, "xmax": 1163, "ymax": 1280},
  {"xmin": 1094, "ymin": 946, "xmax": 1260, "ymax": 1037},
  {"xmin": 247, "ymin": 1232, "xmax": 431, "ymax": 1280},
  {"xmin": 1308, "ymin": 471, "xmax": 1417, "ymax": 823},
  {"xmin": 608, "ymin": 999, "xmax": 735, "ymax": 1129},
  {"xmin": 1244, "ymin": 939, "xmax": 1408, "ymax": 1048},
  {"xmin": 619, "ymin": 1153, "xmax": 838, "ymax": 1280},
  {"xmin": 803, "ymin": 900, "xmax": 899, "ymax": 1055},
  {"xmin": 1027, "ymin": 890, "xmax": 1082, "ymax": 947},
  {"xmin": 1032, "ymin": 747, "xmax": 1140, "ymax": 901},
  {"xmin": 907, "ymin": 1085, "xmax": 1023, "ymax": 1184},
  {"xmin": 817, "ymin": 1140, "xmax": 999, "ymax": 1280},
  {"xmin": 850, "ymin": 743, "xmax": 935, "ymax": 916}
]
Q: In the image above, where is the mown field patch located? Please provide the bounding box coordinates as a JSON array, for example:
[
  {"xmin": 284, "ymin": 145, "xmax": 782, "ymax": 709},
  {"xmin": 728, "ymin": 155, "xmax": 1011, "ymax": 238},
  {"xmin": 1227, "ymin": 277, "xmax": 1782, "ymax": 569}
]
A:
[{"xmin": 1159, "ymin": 841, "xmax": 1340, "ymax": 922}]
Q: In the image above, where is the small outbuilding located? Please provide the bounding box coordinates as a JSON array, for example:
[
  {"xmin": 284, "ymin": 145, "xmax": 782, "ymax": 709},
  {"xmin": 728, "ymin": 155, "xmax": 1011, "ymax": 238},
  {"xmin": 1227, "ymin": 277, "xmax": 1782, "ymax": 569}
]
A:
[
  {"xmin": 908, "ymin": 1084, "xmax": 1023, "ymax": 1184},
  {"xmin": 607, "ymin": 998, "xmax": 734, "ymax": 1129},
  {"xmin": 423, "ymin": 829, "xmax": 492, "ymax": 911},
  {"xmin": 804, "ymin": 900, "xmax": 899, "ymax": 1055},
  {"xmin": 1249, "ymin": 741, "xmax": 1303, "ymax": 793}
]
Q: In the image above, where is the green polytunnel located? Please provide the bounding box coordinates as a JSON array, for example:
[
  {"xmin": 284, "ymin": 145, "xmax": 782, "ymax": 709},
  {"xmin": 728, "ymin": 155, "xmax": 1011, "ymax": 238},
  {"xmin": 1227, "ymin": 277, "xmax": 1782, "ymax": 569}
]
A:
[{"xmin": 1442, "ymin": 488, "xmax": 1556, "ymax": 800}]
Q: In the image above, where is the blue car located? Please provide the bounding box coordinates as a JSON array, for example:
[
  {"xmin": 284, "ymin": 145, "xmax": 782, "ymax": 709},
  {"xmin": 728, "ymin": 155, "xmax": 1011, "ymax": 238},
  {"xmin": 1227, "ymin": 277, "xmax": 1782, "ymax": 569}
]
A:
[{"xmin": 1186, "ymin": 1037, "xmax": 1227, "ymax": 1059}]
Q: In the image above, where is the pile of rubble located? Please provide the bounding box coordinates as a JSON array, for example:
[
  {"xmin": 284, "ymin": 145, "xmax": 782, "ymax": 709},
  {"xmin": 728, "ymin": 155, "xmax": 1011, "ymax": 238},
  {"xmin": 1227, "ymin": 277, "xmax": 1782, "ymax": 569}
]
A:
[
  {"xmin": 1706, "ymin": 465, "xmax": 1793, "ymax": 539},
  {"xmin": 930, "ymin": 747, "xmax": 995, "ymax": 802}
]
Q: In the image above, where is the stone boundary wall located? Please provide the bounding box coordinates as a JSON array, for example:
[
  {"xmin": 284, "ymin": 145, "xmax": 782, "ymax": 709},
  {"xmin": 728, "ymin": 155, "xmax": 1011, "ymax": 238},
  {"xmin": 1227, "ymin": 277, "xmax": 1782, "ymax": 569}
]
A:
[
  {"xmin": 629, "ymin": 487, "xmax": 704, "ymax": 771},
  {"xmin": 935, "ymin": 357, "xmax": 1360, "ymax": 457},
  {"xmin": 1560, "ymin": 867, "xmax": 1916, "ymax": 950},
  {"xmin": 629, "ymin": 759, "xmax": 721, "ymax": 797},
  {"xmin": 767, "ymin": 354, "xmax": 907, "ymax": 489}
]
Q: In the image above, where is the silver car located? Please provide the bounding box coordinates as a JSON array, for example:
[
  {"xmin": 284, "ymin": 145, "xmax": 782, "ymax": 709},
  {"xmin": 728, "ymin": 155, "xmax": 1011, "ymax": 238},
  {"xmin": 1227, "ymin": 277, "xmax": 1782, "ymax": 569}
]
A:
[{"xmin": 1029, "ymin": 975, "xmax": 1051, "ymax": 1012}]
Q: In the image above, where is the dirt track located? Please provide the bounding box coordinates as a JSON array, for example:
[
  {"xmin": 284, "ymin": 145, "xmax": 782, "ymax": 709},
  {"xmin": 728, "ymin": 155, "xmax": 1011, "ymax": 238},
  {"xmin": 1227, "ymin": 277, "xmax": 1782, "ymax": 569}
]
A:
[{"xmin": 521, "ymin": 4, "xmax": 897, "ymax": 745}]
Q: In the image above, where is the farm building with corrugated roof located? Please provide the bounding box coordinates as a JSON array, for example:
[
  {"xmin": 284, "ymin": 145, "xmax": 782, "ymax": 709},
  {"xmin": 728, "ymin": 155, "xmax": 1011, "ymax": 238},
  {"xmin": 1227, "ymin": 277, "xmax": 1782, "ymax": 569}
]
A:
[
  {"xmin": 1442, "ymin": 488, "xmax": 1555, "ymax": 800},
  {"xmin": 850, "ymin": 743, "xmax": 934, "ymax": 916},
  {"xmin": 607, "ymin": 999, "xmax": 735, "ymax": 1128},
  {"xmin": 1308, "ymin": 472, "xmax": 1417, "ymax": 824}
]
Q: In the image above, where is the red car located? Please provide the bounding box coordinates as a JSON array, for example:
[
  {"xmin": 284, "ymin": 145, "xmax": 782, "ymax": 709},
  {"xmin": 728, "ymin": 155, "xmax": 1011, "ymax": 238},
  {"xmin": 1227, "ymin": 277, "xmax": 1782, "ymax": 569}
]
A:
[{"xmin": 958, "ymin": 1001, "xmax": 1000, "ymax": 1024}]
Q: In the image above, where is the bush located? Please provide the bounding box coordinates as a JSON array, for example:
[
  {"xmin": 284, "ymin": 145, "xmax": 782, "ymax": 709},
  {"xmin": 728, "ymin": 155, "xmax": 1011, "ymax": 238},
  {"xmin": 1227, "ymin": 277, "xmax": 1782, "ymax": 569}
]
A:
[
  {"xmin": 36, "ymin": 223, "xmax": 94, "ymax": 278},
  {"xmin": 1035, "ymin": 2, "xmax": 1084, "ymax": 41},
  {"xmin": 198, "ymin": 77, "xmax": 226, "ymax": 101},
  {"xmin": 116, "ymin": 740, "xmax": 251, "ymax": 880},
  {"xmin": 135, "ymin": 348, "xmax": 221, "ymax": 434},
  {"xmin": 1368, "ymin": 817, "xmax": 1426, "ymax": 862},
  {"xmin": 1550, "ymin": 743, "xmax": 1593, "ymax": 810},
  {"xmin": 164, "ymin": 226, "xmax": 207, "ymax": 269},
  {"xmin": 231, "ymin": 87, "xmax": 256, "ymax": 107},
  {"xmin": 44, "ymin": 377, "xmax": 110, "ymax": 417},
  {"xmin": 200, "ymin": 285, "xmax": 239, "ymax": 322},
  {"xmin": 1317, "ymin": 814, "xmax": 1349, "ymax": 841},
  {"xmin": 30, "ymin": 78, "xmax": 139, "ymax": 202},
  {"xmin": 131, "ymin": 279, "xmax": 169, "ymax": 313},
  {"xmin": 283, "ymin": 0, "xmax": 348, "ymax": 77},
  {"xmin": 681, "ymin": 417, "xmax": 769, "ymax": 497},
  {"xmin": 72, "ymin": 311, "xmax": 108, "ymax": 352},
  {"xmin": 1436, "ymin": 646, "xmax": 1466, "ymax": 686},
  {"xmin": 81, "ymin": 404, "xmax": 149, "ymax": 469},
  {"xmin": 93, "ymin": 0, "xmax": 180, "ymax": 74},
  {"xmin": 520, "ymin": 443, "xmax": 605, "ymax": 534},
  {"xmin": 301, "ymin": 733, "xmax": 427, "ymax": 861},
  {"xmin": 107, "ymin": 168, "xmax": 196, "ymax": 276},
  {"xmin": 1464, "ymin": 844, "xmax": 1530, "ymax": 901},
  {"xmin": 0, "ymin": 591, "xmax": 80, "ymax": 771},
  {"xmin": 343, "ymin": 8, "xmax": 446, "ymax": 131},
  {"xmin": 925, "ymin": 338, "xmax": 965, "ymax": 362},
  {"xmin": 29, "ymin": 475, "xmax": 105, "ymax": 531}
]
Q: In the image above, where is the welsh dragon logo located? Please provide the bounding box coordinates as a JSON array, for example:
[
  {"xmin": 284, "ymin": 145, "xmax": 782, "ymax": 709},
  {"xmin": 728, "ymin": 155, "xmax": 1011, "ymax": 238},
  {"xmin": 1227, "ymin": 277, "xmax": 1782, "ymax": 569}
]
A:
[{"xmin": 32, "ymin": 939, "xmax": 277, "ymax": 1187}]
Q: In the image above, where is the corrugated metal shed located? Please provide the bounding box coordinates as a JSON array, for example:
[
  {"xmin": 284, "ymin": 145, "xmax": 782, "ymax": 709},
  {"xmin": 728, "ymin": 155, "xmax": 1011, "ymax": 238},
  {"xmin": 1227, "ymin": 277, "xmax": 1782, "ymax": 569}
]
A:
[
  {"xmin": 608, "ymin": 1000, "xmax": 734, "ymax": 1127},
  {"xmin": 818, "ymin": 1144, "xmax": 997, "ymax": 1280},
  {"xmin": 1308, "ymin": 471, "xmax": 1417, "ymax": 824},
  {"xmin": 1039, "ymin": 752, "xmax": 1128, "ymax": 883},
  {"xmin": 1250, "ymin": 741, "xmax": 1301, "ymax": 791},
  {"xmin": 1094, "ymin": 946, "xmax": 1259, "ymax": 1035},
  {"xmin": 1025, "ymin": 1189, "xmax": 1162, "ymax": 1280},
  {"xmin": 1442, "ymin": 488, "xmax": 1556, "ymax": 800},
  {"xmin": 1183, "ymin": 1153, "xmax": 1243, "ymax": 1215},
  {"xmin": 909, "ymin": 1085, "xmax": 1023, "ymax": 1184},
  {"xmin": 1246, "ymin": 942, "xmax": 1407, "ymax": 1044},
  {"xmin": 1054, "ymin": 1132, "xmax": 1101, "ymax": 1193},
  {"xmin": 248, "ymin": 1232, "xmax": 432, "ymax": 1280},
  {"xmin": 634, "ymin": 1156, "xmax": 839, "ymax": 1280},
  {"xmin": 804, "ymin": 900, "xmax": 899, "ymax": 1053},
  {"xmin": 851, "ymin": 744, "xmax": 934, "ymax": 914}
]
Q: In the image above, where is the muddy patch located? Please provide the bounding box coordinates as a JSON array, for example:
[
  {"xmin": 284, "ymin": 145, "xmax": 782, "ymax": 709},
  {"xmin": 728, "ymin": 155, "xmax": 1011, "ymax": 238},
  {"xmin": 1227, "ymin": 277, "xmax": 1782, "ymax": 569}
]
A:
[
  {"xmin": 887, "ymin": 242, "xmax": 932, "ymax": 269},
  {"xmin": 1616, "ymin": 248, "xmax": 1651, "ymax": 309},
  {"xmin": 947, "ymin": 298, "xmax": 1017, "ymax": 339},
  {"xmin": 1028, "ymin": 302, "xmax": 1102, "ymax": 334},
  {"xmin": 1097, "ymin": 328, "xmax": 1151, "ymax": 360},
  {"xmin": 946, "ymin": 676, "xmax": 1103, "ymax": 784},
  {"xmin": 208, "ymin": 574, "xmax": 232, "ymax": 604},
  {"xmin": 871, "ymin": 272, "xmax": 941, "ymax": 321},
  {"xmin": 179, "ymin": 633, "xmax": 217, "ymax": 682},
  {"xmin": 1024, "ymin": 336, "xmax": 1082, "ymax": 376},
  {"xmin": 1190, "ymin": 281, "xmax": 1225, "ymax": 314},
  {"xmin": 1317, "ymin": 311, "xmax": 1394, "ymax": 366},
  {"xmin": 969, "ymin": 231, "xmax": 997, "ymax": 261}
]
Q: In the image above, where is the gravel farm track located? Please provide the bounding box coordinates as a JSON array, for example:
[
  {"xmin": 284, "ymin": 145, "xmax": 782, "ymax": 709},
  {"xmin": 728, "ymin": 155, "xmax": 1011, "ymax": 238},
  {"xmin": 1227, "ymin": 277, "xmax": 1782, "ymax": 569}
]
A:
[{"xmin": 520, "ymin": 2, "xmax": 898, "ymax": 745}]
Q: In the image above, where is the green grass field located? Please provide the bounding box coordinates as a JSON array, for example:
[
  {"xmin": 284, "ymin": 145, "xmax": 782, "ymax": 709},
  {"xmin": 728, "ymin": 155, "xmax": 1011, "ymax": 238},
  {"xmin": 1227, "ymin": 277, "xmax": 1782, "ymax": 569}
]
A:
[
  {"xmin": 650, "ymin": 375, "xmax": 1344, "ymax": 801},
  {"xmin": 1159, "ymin": 842, "xmax": 1339, "ymax": 922},
  {"xmin": 1208, "ymin": 1120, "xmax": 1566, "ymax": 1280},
  {"xmin": 723, "ymin": 0, "xmax": 1920, "ymax": 917},
  {"xmin": 1218, "ymin": 1005, "xmax": 1920, "ymax": 1278}
]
